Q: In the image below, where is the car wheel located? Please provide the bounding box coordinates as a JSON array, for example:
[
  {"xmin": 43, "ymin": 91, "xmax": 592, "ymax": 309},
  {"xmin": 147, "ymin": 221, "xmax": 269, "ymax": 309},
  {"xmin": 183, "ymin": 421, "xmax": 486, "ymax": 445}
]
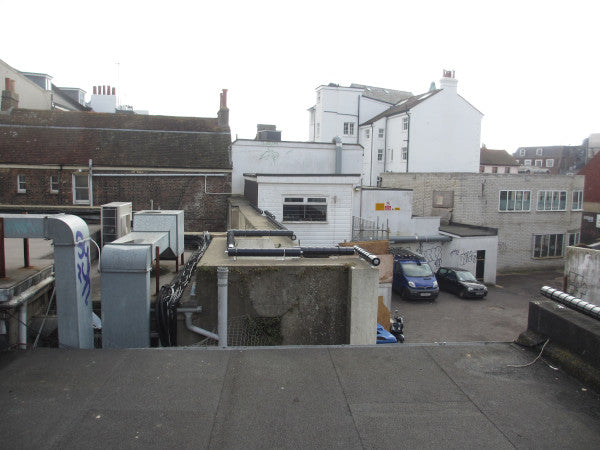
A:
[
  {"xmin": 401, "ymin": 288, "xmax": 409, "ymax": 300},
  {"xmin": 459, "ymin": 289, "xmax": 467, "ymax": 298}
]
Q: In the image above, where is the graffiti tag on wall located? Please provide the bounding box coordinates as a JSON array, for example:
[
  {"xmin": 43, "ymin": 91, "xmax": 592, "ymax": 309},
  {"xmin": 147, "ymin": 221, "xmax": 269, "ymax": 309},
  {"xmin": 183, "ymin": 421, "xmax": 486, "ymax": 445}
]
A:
[
  {"xmin": 450, "ymin": 249, "xmax": 477, "ymax": 266},
  {"xmin": 75, "ymin": 231, "xmax": 91, "ymax": 306},
  {"xmin": 566, "ymin": 270, "xmax": 588, "ymax": 298}
]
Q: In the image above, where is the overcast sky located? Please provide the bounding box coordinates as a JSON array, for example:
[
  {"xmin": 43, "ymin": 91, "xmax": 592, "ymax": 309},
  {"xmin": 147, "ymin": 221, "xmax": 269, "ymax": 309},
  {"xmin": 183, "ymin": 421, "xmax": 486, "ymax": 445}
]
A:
[{"xmin": 3, "ymin": 0, "xmax": 598, "ymax": 151}]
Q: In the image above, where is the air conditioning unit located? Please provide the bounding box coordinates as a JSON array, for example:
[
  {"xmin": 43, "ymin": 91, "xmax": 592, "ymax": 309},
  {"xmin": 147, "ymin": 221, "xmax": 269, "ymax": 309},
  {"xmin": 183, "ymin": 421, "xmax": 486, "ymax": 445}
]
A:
[{"xmin": 101, "ymin": 202, "xmax": 132, "ymax": 246}]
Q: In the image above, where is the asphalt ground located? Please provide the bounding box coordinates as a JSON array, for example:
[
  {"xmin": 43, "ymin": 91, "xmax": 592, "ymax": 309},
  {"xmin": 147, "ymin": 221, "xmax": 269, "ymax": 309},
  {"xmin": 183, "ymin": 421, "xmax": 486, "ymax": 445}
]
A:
[{"xmin": 391, "ymin": 270, "xmax": 565, "ymax": 344}]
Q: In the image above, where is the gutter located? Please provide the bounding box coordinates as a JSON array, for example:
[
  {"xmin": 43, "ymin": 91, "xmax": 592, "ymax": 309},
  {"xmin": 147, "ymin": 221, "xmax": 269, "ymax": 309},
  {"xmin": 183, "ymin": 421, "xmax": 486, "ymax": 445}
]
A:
[{"xmin": 390, "ymin": 235, "xmax": 452, "ymax": 243}]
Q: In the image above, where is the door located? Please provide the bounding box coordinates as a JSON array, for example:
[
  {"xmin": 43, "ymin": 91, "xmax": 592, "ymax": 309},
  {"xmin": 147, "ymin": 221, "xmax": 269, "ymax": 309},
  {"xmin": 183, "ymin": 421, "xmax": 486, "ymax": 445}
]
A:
[{"xmin": 476, "ymin": 250, "xmax": 485, "ymax": 281}]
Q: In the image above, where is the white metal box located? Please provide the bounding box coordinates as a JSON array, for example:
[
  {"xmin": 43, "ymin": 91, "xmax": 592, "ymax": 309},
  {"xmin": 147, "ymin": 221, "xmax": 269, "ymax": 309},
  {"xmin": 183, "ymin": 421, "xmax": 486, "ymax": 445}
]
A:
[{"xmin": 133, "ymin": 210, "xmax": 184, "ymax": 259}]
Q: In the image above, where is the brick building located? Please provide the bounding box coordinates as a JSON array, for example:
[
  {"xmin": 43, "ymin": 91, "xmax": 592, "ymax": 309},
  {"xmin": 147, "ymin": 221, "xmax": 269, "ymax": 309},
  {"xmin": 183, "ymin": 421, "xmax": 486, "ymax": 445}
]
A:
[
  {"xmin": 578, "ymin": 152, "xmax": 600, "ymax": 243},
  {"xmin": 0, "ymin": 92, "xmax": 232, "ymax": 231},
  {"xmin": 381, "ymin": 172, "xmax": 584, "ymax": 271},
  {"xmin": 513, "ymin": 145, "xmax": 586, "ymax": 175}
]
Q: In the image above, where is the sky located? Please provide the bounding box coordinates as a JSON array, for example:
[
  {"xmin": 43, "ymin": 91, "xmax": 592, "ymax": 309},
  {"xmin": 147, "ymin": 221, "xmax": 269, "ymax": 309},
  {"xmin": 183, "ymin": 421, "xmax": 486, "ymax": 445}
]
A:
[{"xmin": 2, "ymin": 0, "xmax": 599, "ymax": 152}]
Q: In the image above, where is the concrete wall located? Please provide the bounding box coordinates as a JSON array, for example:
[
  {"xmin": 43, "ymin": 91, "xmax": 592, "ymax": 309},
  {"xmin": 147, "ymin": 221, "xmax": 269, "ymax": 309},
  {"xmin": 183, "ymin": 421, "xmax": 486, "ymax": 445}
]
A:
[
  {"xmin": 231, "ymin": 140, "xmax": 363, "ymax": 195},
  {"xmin": 186, "ymin": 262, "xmax": 378, "ymax": 346},
  {"xmin": 442, "ymin": 235, "xmax": 498, "ymax": 284},
  {"xmin": 382, "ymin": 172, "xmax": 584, "ymax": 271},
  {"xmin": 352, "ymin": 188, "xmax": 413, "ymax": 236},
  {"xmin": 565, "ymin": 246, "xmax": 600, "ymax": 303}
]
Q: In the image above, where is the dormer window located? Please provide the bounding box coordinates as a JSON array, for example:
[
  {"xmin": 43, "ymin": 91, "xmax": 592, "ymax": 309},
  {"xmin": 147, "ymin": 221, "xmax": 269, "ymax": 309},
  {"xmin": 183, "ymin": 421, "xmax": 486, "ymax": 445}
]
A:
[{"xmin": 536, "ymin": 148, "xmax": 543, "ymax": 156}]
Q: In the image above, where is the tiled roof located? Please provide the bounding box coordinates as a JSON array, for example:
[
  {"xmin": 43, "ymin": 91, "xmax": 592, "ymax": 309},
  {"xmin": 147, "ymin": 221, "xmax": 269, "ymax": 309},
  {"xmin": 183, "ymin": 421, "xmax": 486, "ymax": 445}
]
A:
[
  {"xmin": 0, "ymin": 109, "xmax": 231, "ymax": 169},
  {"xmin": 360, "ymin": 90, "xmax": 441, "ymax": 126},
  {"xmin": 480, "ymin": 148, "xmax": 519, "ymax": 166},
  {"xmin": 349, "ymin": 84, "xmax": 413, "ymax": 105}
]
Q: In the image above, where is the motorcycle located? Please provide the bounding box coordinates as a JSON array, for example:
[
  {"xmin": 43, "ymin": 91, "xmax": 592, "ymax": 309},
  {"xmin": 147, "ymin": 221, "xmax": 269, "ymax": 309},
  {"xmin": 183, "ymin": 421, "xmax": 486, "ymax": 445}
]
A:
[{"xmin": 390, "ymin": 310, "xmax": 405, "ymax": 343}]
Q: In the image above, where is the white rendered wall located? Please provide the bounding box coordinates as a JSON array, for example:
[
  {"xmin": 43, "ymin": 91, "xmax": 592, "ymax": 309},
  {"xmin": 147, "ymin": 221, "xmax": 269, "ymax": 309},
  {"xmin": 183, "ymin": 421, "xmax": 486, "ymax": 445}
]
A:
[
  {"xmin": 232, "ymin": 140, "xmax": 363, "ymax": 194},
  {"xmin": 257, "ymin": 176, "xmax": 359, "ymax": 245},
  {"xmin": 442, "ymin": 235, "xmax": 498, "ymax": 284},
  {"xmin": 359, "ymin": 119, "xmax": 387, "ymax": 186},
  {"xmin": 1, "ymin": 60, "xmax": 53, "ymax": 110},
  {"xmin": 407, "ymin": 90, "xmax": 482, "ymax": 172},
  {"xmin": 351, "ymin": 188, "xmax": 413, "ymax": 236}
]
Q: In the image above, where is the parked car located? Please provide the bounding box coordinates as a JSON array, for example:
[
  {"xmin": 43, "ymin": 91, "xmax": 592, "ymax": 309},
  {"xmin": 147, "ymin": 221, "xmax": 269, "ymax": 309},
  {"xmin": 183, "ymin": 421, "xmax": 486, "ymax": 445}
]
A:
[
  {"xmin": 436, "ymin": 267, "xmax": 488, "ymax": 298},
  {"xmin": 392, "ymin": 248, "xmax": 439, "ymax": 300}
]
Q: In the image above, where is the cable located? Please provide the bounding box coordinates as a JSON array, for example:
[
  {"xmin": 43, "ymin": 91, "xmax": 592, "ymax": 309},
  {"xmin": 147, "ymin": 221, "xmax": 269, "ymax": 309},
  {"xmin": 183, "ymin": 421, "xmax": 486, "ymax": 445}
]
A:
[
  {"xmin": 89, "ymin": 237, "xmax": 102, "ymax": 273},
  {"xmin": 508, "ymin": 339, "xmax": 550, "ymax": 368}
]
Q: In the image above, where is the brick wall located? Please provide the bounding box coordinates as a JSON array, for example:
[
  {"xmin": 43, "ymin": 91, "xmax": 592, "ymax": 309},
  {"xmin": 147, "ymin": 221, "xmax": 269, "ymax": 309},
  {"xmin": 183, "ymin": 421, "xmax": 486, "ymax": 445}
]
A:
[
  {"xmin": 381, "ymin": 172, "xmax": 584, "ymax": 271},
  {"xmin": 0, "ymin": 167, "xmax": 231, "ymax": 232}
]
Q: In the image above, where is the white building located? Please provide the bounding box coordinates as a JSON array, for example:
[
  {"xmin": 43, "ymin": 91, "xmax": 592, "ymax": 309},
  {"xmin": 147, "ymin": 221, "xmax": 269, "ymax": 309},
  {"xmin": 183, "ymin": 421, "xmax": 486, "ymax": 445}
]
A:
[{"xmin": 308, "ymin": 72, "xmax": 483, "ymax": 186}]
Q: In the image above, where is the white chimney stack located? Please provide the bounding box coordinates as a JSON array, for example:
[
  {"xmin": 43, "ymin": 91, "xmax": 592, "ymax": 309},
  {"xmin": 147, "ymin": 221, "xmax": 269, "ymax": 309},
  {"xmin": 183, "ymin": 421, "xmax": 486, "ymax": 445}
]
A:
[{"xmin": 439, "ymin": 69, "xmax": 458, "ymax": 95}]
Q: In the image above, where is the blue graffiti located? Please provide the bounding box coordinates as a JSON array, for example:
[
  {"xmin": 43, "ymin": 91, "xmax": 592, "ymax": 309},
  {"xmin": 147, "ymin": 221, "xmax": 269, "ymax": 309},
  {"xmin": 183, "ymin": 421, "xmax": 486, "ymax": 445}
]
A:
[{"xmin": 75, "ymin": 231, "xmax": 91, "ymax": 306}]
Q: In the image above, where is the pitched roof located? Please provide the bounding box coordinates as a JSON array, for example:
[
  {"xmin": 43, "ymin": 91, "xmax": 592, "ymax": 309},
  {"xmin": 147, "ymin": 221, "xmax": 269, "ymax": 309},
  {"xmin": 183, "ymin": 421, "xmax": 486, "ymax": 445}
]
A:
[
  {"xmin": 0, "ymin": 109, "xmax": 231, "ymax": 169},
  {"xmin": 349, "ymin": 84, "xmax": 413, "ymax": 105},
  {"xmin": 360, "ymin": 90, "xmax": 441, "ymax": 126},
  {"xmin": 480, "ymin": 148, "xmax": 519, "ymax": 166}
]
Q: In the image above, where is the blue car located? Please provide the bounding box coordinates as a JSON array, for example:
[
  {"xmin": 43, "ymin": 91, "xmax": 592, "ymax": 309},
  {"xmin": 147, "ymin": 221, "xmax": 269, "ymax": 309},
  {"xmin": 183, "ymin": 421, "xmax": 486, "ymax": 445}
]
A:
[{"xmin": 376, "ymin": 323, "xmax": 397, "ymax": 344}]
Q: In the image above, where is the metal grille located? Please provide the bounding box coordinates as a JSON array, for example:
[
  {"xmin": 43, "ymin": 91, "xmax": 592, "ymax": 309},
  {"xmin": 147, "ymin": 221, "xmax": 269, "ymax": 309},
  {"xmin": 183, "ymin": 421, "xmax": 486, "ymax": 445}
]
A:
[{"xmin": 352, "ymin": 216, "xmax": 389, "ymax": 241}]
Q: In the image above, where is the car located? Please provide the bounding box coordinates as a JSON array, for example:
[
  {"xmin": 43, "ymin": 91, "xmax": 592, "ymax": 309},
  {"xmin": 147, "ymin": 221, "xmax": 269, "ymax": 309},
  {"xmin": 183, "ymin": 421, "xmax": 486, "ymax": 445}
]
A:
[
  {"xmin": 436, "ymin": 267, "xmax": 488, "ymax": 298},
  {"xmin": 391, "ymin": 248, "xmax": 439, "ymax": 300}
]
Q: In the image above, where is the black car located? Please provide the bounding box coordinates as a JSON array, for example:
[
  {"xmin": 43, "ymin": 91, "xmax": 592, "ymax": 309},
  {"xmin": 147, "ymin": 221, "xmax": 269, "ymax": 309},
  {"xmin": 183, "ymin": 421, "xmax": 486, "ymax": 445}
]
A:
[{"xmin": 436, "ymin": 267, "xmax": 488, "ymax": 298}]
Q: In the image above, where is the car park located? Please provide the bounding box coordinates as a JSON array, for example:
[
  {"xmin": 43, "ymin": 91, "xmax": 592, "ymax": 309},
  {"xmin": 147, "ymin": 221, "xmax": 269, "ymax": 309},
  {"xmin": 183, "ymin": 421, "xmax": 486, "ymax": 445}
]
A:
[
  {"xmin": 436, "ymin": 267, "xmax": 488, "ymax": 298},
  {"xmin": 392, "ymin": 248, "xmax": 439, "ymax": 300}
]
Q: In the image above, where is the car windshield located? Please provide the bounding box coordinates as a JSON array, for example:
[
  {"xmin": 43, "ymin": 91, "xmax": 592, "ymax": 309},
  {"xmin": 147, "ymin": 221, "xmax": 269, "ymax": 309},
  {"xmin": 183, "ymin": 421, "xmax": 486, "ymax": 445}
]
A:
[
  {"xmin": 456, "ymin": 271, "xmax": 477, "ymax": 282},
  {"xmin": 401, "ymin": 262, "xmax": 433, "ymax": 277}
]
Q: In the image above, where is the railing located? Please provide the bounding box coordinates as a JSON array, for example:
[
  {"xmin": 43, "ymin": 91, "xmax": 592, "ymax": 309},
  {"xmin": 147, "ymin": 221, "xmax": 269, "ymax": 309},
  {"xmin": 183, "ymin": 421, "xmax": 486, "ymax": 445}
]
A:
[{"xmin": 352, "ymin": 216, "xmax": 389, "ymax": 241}]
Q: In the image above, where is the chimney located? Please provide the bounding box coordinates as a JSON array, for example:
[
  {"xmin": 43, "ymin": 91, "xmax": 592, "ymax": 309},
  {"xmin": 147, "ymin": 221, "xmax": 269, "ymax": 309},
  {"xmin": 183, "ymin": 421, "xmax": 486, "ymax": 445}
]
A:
[
  {"xmin": 439, "ymin": 69, "xmax": 458, "ymax": 95},
  {"xmin": 1, "ymin": 77, "xmax": 19, "ymax": 111},
  {"xmin": 217, "ymin": 88, "xmax": 229, "ymax": 128},
  {"xmin": 93, "ymin": 86, "xmax": 97, "ymax": 95}
]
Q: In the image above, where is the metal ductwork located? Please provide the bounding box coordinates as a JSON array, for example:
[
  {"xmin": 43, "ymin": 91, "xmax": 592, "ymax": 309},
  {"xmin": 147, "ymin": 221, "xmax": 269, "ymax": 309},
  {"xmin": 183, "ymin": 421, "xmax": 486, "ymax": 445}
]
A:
[{"xmin": 540, "ymin": 286, "xmax": 600, "ymax": 321}]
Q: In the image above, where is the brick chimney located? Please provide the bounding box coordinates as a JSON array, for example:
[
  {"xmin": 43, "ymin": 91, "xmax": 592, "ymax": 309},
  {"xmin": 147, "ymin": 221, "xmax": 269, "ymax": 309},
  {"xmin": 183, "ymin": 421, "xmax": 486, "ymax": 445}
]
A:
[
  {"xmin": 1, "ymin": 78, "xmax": 19, "ymax": 111},
  {"xmin": 217, "ymin": 88, "xmax": 229, "ymax": 128}
]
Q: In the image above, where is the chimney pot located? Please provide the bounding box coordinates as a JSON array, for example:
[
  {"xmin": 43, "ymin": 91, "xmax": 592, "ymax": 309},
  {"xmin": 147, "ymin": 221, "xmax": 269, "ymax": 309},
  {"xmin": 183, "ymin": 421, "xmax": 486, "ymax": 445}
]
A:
[
  {"xmin": 93, "ymin": 86, "xmax": 97, "ymax": 95},
  {"xmin": 112, "ymin": 87, "xmax": 116, "ymax": 95},
  {"xmin": 5, "ymin": 78, "xmax": 10, "ymax": 91}
]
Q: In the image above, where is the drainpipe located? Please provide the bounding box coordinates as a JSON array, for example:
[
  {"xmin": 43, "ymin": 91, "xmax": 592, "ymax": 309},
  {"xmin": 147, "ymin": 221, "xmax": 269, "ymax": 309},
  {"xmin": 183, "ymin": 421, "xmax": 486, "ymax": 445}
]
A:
[
  {"xmin": 405, "ymin": 111, "xmax": 411, "ymax": 172},
  {"xmin": 370, "ymin": 124, "xmax": 374, "ymax": 185},
  {"xmin": 88, "ymin": 159, "xmax": 93, "ymax": 206},
  {"xmin": 356, "ymin": 94, "xmax": 361, "ymax": 144},
  {"xmin": 217, "ymin": 267, "xmax": 228, "ymax": 347},
  {"xmin": 184, "ymin": 312, "xmax": 219, "ymax": 341},
  {"xmin": 383, "ymin": 117, "xmax": 388, "ymax": 173},
  {"xmin": 334, "ymin": 136, "xmax": 343, "ymax": 174}
]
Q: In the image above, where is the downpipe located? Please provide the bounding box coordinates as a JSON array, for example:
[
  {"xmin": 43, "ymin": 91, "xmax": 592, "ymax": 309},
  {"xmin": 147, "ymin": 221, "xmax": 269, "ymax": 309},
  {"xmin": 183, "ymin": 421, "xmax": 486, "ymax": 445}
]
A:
[{"xmin": 217, "ymin": 267, "xmax": 228, "ymax": 347}]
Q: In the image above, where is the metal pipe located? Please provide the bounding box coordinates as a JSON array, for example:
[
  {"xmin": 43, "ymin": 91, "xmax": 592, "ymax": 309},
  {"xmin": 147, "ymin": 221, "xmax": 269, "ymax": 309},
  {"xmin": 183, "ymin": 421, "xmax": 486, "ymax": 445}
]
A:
[
  {"xmin": 390, "ymin": 235, "xmax": 452, "ymax": 243},
  {"xmin": 540, "ymin": 286, "xmax": 600, "ymax": 321},
  {"xmin": 184, "ymin": 313, "xmax": 219, "ymax": 341},
  {"xmin": 231, "ymin": 229, "xmax": 296, "ymax": 239},
  {"xmin": 301, "ymin": 247, "xmax": 355, "ymax": 257},
  {"xmin": 353, "ymin": 245, "xmax": 381, "ymax": 266},
  {"xmin": 155, "ymin": 247, "xmax": 160, "ymax": 296},
  {"xmin": 0, "ymin": 276, "xmax": 55, "ymax": 310},
  {"xmin": 227, "ymin": 248, "xmax": 301, "ymax": 257},
  {"xmin": 217, "ymin": 267, "xmax": 228, "ymax": 347},
  {"xmin": 0, "ymin": 218, "xmax": 5, "ymax": 278},
  {"xmin": 19, "ymin": 303, "xmax": 27, "ymax": 350},
  {"xmin": 23, "ymin": 237, "xmax": 30, "ymax": 268}
]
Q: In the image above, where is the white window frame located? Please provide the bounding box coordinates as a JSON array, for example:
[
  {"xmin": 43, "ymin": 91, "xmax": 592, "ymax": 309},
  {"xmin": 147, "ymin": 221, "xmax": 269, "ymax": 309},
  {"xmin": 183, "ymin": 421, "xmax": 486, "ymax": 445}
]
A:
[
  {"xmin": 524, "ymin": 159, "xmax": 532, "ymax": 166},
  {"xmin": 377, "ymin": 149, "xmax": 383, "ymax": 161},
  {"xmin": 282, "ymin": 196, "xmax": 327, "ymax": 222},
  {"xmin": 537, "ymin": 190, "xmax": 567, "ymax": 211},
  {"xmin": 532, "ymin": 233, "xmax": 564, "ymax": 259},
  {"xmin": 401, "ymin": 147, "xmax": 408, "ymax": 161},
  {"xmin": 72, "ymin": 173, "xmax": 91, "ymax": 205},
  {"xmin": 572, "ymin": 190, "xmax": 583, "ymax": 211},
  {"xmin": 519, "ymin": 149, "xmax": 526, "ymax": 156},
  {"xmin": 402, "ymin": 116, "xmax": 409, "ymax": 131},
  {"xmin": 546, "ymin": 158, "xmax": 554, "ymax": 168},
  {"xmin": 343, "ymin": 122, "xmax": 355, "ymax": 136},
  {"xmin": 498, "ymin": 190, "xmax": 531, "ymax": 212},
  {"xmin": 536, "ymin": 148, "xmax": 543, "ymax": 156},
  {"xmin": 378, "ymin": 128, "xmax": 384, "ymax": 138},
  {"xmin": 568, "ymin": 232, "xmax": 580, "ymax": 246},
  {"xmin": 365, "ymin": 129, "xmax": 370, "ymax": 139},
  {"xmin": 17, "ymin": 175, "xmax": 26, "ymax": 193},
  {"xmin": 50, "ymin": 175, "xmax": 59, "ymax": 193},
  {"xmin": 535, "ymin": 159, "xmax": 543, "ymax": 167}
]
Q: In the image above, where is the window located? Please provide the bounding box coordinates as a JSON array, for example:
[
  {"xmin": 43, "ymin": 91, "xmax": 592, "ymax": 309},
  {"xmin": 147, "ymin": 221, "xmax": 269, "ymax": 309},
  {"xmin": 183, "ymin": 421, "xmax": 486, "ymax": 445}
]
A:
[
  {"xmin": 546, "ymin": 159, "xmax": 554, "ymax": 168},
  {"xmin": 343, "ymin": 122, "xmax": 355, "ymax": 136},
  {"xmin": 283, "ymin": 197, "xmax": 327, "ymax": 222},
  {"xmin": 536, "ymin": 148, "xmax": 543, "ymax": 156},
  {"xmin": 533, "ymin": 233, "xmax": 564, "ymax": 258},
  {"xmin": 568, "ymin": 232, "xmax": 580, "ymax": 246},
  {"xmin": 50, "ymin": 176, "xmax": 59, "ymax": 193},
  {"xmin": 365, "ymin": 129, "xmax": 370, "ymax": 139},
  {"xmin": 377, "ymin": 149, "xmax": 383, "ymax": 161},
  {"xmin": 316, "ymin": 123, "xmax": 320, "ymax": 137},
  {"xmin": 73, "ymin": 173, "xmax": 90, "ymax": 204},
  {"xmin": 519, "ymin": 149, "xmax": 526, "ymax": 156},
  {"xmin": 524, "ymin": 159, "xmax": 532, "ymax": 166},
  {"xmin": 537, "ymin": 190, "xmax": 567, "ymax": 211},
  {"xmin": 378, "ymin": 128, "xmax": 384, "ymax": 138},
  {"xmin": 401, "ymin": 147, "xmax": 407, "ymax": 160},
  {"xmin": 492, "ymin": 166, "xmax": 498, "ymax": 173},
  {"xmin": 535, "ymin": 159, "xmax": 543, "ymax": 167},
  {"xmin": 17, "ymin": 175, "xmax": 26, "ymax": 193},
  {"xmin": 499, "ymin": 190, "xmax": 531, "ymax": 211},
  {"xmin": 402, "ymin": 116, "xmax": 409, "ymax": 130},
  {"xmin": 390, "ymin": 148, "xmax": 393, "ymax": 161},
  {"xmin": 572, "ymin": 190, "xmax": 583, "ymax": 210}
]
